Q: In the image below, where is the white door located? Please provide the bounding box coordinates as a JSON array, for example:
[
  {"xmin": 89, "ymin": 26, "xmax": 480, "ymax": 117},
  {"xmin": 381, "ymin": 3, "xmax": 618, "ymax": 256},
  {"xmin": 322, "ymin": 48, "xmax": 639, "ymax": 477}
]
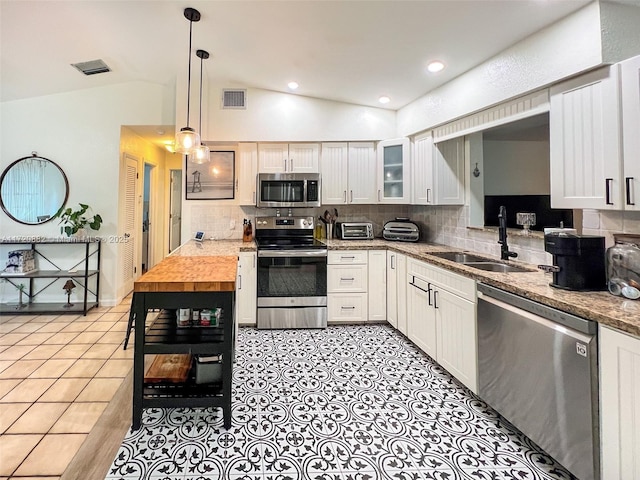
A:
[
  {"xmin": 412, "ymin": 133, "xmax": 434, "ymax": 205},
  {"xmin": 288, "ymin": 143, "xmax": 320, "ymax": 173},
  {"xmin": 396, "ymin": 254, "xmax": 408, "ymax": 335},
  {"xmin": 121, "ymin": 154, "xmax": 139, "ymax": 294},
  {"xmin": 368, "ymin": 250, "xmax": 387, "ymax": 321},
  {"xmin": 236, "ymin": 252, "xmax": 257, "ymax": 326},
  {"xmin": 386, "ymin": 252, "xmax": 398, "ymax": 329},
  {"xmin": 407, "ymin": 275, "xmax": 436, "ymax": 359},
  {"xmin": 321, "ymin": 143, "xmax": 348, "ymax": 204},
  {"xmin": 348, "ymin": 142, "xmax": 377, "ymax": 204},
  {"xmin": 621, "ymin": 55, "xmax": 640, "ymax": 211},
  {"xmin": 377, "ymin": 138, "xmax": 410, "ymax": 204},
  {"xmin": 169, "ymin": 169, "xmax": 182, "ymax": 252},
  {"xmin": 237, "ymin": 143, "xmax": 258, "ymax": 205},
  {"xmin": 434, "ymin": 137, "xmax": 465, "ymax": 205}
]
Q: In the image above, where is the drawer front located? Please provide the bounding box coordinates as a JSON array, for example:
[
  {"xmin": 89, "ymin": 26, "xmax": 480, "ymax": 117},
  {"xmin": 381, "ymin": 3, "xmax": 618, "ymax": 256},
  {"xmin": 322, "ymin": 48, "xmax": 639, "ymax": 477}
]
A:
[
  {"xmin": 328, "ymin": 250, "xmax": 368, "ymax": 265},
  {"xmin": 328, "ymin": 264, "xmax": 368, "ymax": 292},
  {"xmin": 328, "ymin": 293, "xmax": 368, "ymax": 323},
  {"xmin": 408, "ymin": 258, "xmax": 476, "ymax": 302}
]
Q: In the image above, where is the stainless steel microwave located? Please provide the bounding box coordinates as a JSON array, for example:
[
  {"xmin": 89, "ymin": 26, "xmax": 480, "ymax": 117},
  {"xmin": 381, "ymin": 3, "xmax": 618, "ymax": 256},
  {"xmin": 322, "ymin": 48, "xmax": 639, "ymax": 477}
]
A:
[{"xmin": 256, "ymin": 173, "xmax": 321, "ymax": 208}]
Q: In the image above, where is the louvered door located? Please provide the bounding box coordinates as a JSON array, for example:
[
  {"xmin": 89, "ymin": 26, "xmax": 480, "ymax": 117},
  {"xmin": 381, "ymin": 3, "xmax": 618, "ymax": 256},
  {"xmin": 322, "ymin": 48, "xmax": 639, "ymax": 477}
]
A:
[{"xmin": 122, "ymin": 154, "xmax": 138, "ymax": 294}]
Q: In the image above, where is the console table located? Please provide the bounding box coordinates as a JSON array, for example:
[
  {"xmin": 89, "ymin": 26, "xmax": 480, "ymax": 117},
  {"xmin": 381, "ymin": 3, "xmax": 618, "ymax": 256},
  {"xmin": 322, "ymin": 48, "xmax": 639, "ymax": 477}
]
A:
[{"xmin": 131, "ymin": 255, "xmax": 237, "ymax": 430}]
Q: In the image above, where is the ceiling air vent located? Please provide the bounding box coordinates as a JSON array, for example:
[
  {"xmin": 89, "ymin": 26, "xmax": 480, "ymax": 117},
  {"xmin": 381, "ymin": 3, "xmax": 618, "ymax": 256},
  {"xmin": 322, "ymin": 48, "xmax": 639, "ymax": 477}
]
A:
[
  {"xmin": 71, "ymin": 59, "xmax": 111, "ymax": 76},
  {"xmin": 222, "ymin": 89, "xmax": 247, "ymax": 109}
]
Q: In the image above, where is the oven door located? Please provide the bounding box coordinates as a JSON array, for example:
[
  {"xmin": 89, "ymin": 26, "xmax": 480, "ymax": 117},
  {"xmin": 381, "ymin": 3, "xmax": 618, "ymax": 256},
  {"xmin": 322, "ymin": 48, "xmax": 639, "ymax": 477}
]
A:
[{"xmin": 257, "ymin": 249, "xmax": 327, "ymax": 329}]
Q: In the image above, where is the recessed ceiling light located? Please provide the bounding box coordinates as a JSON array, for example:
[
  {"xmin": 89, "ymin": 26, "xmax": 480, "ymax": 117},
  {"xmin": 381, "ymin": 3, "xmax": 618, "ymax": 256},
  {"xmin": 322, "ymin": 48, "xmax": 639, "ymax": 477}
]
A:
[
  {"xmin": 427, "ymin": 61, "xmax": 445, "ymax": 73},
  {"xmin": 288, "ymin": 81, "xmax": 299, "ymax": 90},
  {"xmin": 379, "ymin": 96, "xmax": 390, "ymax": 104}
]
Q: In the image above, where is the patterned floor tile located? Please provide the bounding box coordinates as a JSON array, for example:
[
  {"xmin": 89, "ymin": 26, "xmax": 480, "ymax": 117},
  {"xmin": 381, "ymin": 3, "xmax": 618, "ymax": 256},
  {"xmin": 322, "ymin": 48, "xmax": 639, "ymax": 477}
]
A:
[{"xmin": 106, "ymin": 325, "xmax": 577, "ymax": 480}]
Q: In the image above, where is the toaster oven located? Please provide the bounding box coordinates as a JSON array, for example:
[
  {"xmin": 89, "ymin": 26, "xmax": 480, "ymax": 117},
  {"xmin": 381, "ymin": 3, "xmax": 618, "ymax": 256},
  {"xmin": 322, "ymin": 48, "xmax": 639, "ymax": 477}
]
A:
[{"xmin": 336, "ymin": 222, "xmax": 374, "ymax": 240}]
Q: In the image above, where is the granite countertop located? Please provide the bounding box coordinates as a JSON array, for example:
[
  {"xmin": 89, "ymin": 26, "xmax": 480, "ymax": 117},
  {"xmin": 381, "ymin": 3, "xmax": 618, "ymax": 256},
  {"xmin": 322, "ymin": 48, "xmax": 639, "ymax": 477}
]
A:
[{"xmin": 171, "ymin": 238, "xmax": 640, "ymax": 337}]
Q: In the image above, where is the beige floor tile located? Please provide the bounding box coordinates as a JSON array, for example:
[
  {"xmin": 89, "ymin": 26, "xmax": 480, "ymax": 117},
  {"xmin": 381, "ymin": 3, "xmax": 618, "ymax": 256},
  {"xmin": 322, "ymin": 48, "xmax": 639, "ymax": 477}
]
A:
[
  {"xmin": 0, "ymin": 378, "xmax": 55, "ymax": 403},
  {"xmin": 39, "ymin": 378, "xmax": 90, "ymax": 402},
  {"xmin": 69, "ymin": 331, "xmax": 104, "ymax": 344},
  {"xmin": 42, "ymin": 332, "xmax": 79, "ymax": 345},
  {"xmin": 0, "ymin": 322, "xmax": 20, "ymax": 334},
  {"xmin": 0, "ymin": 344, "xmax": 35, "ymax": 361},
  {"xmin": 21, "ymin": 344, "xmax": 64, "ymax": 360},
  {"xmin": 109, "ymin": 346, "xmax": 134, "ymax": 360},
  {"xmin": 94, "ymin": 359, "xmax": 132, "ymax": 378},
  {"xmin": 35, "ymin": 322, "xmax": 68, "ymax": 333},
  {"xmin": 76, "ymin": 377, "xmax": 124, "ymax": 402},
  {"xmin": 48, "ymin": 315, "xmax": 80, "ymax": 324},
  {"xmin": 97, "ymin": 311, "xmax": 126, "ymax": 322},
  {"xmin": 15, "ymin": 332, "xmax": 54, "ymax": 346},
  {"xmin": 0, "ymin": 433, "xmax": 43, "ymax": 476},
  {"xmin": 0, "ymin": 360, "xmax": 15, "ymax": 373},
  {"xmin": 108, "ymin": 321, "xmax": 129, "ymax": 332},
  {"xmin": 14, "ymin": 433, "xmax": 86, "ymax": 476},
  {"xmin": 31, "ymin": 314, "xmax": 62, "ymax": 323},
  {"xmin": 61, "ymin": 359, "xmax": 105, "ymax": 378},
  {"xmin": 11, "ymin": 323, "xmax": 45, "ymax": 334},
  {"xmin": 0, "ymin": 402, "xmax": 30, "ymax": 433},
  {"xmin": 5, "ymin": 402, "xmax": 69, "ymax": 434},
  {"xmin": 0, "ymin": 333, "xmax": 28, "ymax": 346},
  {"xmin": 79, "ymin": 312, "xmax": 104, "ymax": 322},
  {"xmin": 50, "ymin": 402, "xmax": 107, "ymax": 433},
  {"xmin": 50, "ymin": 344, "xmax": 90, "ymax": 359},
  {"xmin": 10, "ymin": 477, "xmax": 60, "ymax": 480},
  {"xmin": 28, "ymin": 359, "xmax": 76, "ymax": 378},
  {"xmin": 60, "ymin": 321, "xmax": 93, "ymax": 333},
  {"xmin": 81, "ymin": 343, "xmax": 119, "ymax": 359},
  {"xmin": 98, "ymin": 331, "xmax": 127, "ymax": 344},
  {"xmin": 0, "ymin": 359, "xmax": 45, "ymax": 379},
  {"xmin": 110, "ymin": 304, "xmax": 130, "ymax": 313},
  {"xmin": 86, "ymin": 321, "xmax": 115, "ymax": 332},
  {"xmin": 0, "ymin": 379, "xmax": 21, "ymax": 399}
]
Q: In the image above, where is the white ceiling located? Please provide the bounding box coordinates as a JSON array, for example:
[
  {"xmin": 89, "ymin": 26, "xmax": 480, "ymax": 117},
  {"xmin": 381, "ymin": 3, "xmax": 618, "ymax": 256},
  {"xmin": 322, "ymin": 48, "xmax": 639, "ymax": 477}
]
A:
[{"xmin": 1, "ymin": 0, "xmax": 595, "ymax": 148}]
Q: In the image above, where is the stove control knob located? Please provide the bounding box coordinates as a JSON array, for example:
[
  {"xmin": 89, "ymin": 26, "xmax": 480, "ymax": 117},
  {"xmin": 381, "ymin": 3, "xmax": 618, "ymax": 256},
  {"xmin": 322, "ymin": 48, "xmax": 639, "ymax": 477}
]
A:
[{"xmin": 302, "ymin": 220, "xmax": 309, "ymax": 226}]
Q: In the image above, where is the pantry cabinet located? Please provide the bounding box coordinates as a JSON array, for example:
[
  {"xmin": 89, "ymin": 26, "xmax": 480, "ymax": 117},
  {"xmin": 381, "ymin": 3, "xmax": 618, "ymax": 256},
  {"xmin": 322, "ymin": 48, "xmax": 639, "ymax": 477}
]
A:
[
  {"xmin": 550, "ymin": 66, "xmax": 622, "ymax": 210},
  {"xmin": 258, "ymin": 143, "xmax": 319, "ymax": 173},
  {"xmin": 368, "ymin": 250, "xmax": 387, "ymax": 321},
  {"xmin": 412, "ymin": 133, "xmax": 465, "ymax": 205},
  {"xmin": 600, "ymin": 326, "xmax": 640, "ymax": 480},
  {"xmin": 320, "ymin": 142, "xmax": 376, "ymax": 204},
  {"xmin": 237, "ymin": 143, "xmax": 258, "ymax": 205},
  {"xmin": 377, "ymin": 138, "xmax": 410, "ymax": 204},
  {"xmin": 406, "ymin": 258, "xmax": 477, "ymax": 393},
  {"xmin": 620, "ymin": 55, "xmax": 640, "ymax": 212},
  {"xmin": 236, "ymin": 252, "xmax": 257, "ymax": 326}
]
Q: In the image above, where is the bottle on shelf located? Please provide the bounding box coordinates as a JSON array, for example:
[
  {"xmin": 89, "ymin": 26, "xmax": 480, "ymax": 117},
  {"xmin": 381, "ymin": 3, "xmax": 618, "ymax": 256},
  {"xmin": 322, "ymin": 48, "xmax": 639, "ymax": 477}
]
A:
[{"xmin": 242, "ymin": 219, "xmax": 253, "ymax": 242}]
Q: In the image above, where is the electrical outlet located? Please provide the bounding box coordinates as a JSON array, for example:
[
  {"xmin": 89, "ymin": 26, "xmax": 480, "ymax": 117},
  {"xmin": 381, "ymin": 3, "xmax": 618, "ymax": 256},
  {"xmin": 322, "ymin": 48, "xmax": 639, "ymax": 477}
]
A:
[{"xmin": 230, "ymin": 219, "xmax": 236, "ymax": 230}]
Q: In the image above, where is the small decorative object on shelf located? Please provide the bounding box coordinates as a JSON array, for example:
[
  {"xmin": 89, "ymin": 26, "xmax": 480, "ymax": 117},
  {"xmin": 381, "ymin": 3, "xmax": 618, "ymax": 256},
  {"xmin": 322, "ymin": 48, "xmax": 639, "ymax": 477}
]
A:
[
  {"xmin": 63, "ymin": 279, "xmax": 76, "ymax": 308},
  {"xmin": 516, "ymin": 212, "xmax": 536, "ymax": 235},
  {"xmin": 53, "ymin": 203, "xmax": 103, "ymax": 237},
  {"xmin": 15, "ymin": 284, "xmax": 27, "ymax": 310},
  {"xmin": 5, "ymin": 249, "xmax": 37, "ymax": 274}
]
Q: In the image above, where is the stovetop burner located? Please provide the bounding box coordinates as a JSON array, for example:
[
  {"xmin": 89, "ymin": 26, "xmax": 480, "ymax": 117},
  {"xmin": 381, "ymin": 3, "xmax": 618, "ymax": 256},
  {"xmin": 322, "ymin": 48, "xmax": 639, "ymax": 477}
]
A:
[
  {"xmin": 254, "ymin": 216, "xmax": 324, "ymax": 250},
  {"xmin": 255, "ymin": 237, "xmax": 326, "ymax": 250}
]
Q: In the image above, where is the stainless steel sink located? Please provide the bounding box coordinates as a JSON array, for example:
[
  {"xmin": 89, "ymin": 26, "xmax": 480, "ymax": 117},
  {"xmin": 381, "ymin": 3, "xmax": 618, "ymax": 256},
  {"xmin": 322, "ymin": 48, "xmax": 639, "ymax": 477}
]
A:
[
  {"xmin": 428, "ymin": 251, "xmax": 534, "ymax": 273},
  {"xmin": 464, "ymin": 262, "xmax": 532, "ymax": 273},
  {"xmin": 428, "ymin": 251, "xmax": 492, "ymax": 263}
]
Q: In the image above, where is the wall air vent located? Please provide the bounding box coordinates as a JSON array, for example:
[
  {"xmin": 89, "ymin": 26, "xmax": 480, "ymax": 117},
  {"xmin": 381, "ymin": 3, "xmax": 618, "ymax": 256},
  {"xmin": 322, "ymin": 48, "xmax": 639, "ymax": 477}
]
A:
[
  {"xmin": 222, "ymin": 89, "xmax": 247, "ymax": 109},
  {"xmin": 71, "ymin": 59, "xmax": 111, "ymax": 76}
]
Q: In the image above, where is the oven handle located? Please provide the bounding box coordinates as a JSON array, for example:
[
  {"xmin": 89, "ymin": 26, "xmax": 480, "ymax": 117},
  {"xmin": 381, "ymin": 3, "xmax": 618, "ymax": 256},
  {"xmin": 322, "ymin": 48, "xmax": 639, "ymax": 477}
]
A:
[{"xmin": 258, "ymin": 249, "xmax": 328, "ymax": 258}]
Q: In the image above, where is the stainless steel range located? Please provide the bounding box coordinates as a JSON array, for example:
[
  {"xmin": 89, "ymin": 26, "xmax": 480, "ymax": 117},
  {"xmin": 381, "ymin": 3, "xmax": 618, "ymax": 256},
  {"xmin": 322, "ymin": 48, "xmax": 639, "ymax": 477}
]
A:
[{"xmin": 255, "ymin": 216, "xmax": 327, "ymax": 329}]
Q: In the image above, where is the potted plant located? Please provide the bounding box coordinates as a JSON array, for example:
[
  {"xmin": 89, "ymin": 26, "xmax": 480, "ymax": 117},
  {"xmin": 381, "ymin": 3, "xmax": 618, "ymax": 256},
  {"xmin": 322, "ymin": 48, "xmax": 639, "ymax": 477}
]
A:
[{"xmin": 53, "ymin": 203, "xmax": 103, "ymax": 237}]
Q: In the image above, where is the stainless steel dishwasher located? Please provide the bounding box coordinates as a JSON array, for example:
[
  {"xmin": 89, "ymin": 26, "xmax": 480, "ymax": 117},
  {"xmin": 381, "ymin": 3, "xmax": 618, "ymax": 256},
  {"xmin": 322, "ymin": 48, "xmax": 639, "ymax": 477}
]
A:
[{"xmin": 477, "ymin": 283, "xmax": 599, "ymax": 480}]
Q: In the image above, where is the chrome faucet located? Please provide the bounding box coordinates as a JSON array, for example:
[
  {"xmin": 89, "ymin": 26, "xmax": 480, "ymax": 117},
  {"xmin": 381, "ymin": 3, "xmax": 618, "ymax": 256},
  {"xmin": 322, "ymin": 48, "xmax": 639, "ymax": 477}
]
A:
[{"xmin": 498, "ymin": 205, "xmax": 518, "ymax": 261}]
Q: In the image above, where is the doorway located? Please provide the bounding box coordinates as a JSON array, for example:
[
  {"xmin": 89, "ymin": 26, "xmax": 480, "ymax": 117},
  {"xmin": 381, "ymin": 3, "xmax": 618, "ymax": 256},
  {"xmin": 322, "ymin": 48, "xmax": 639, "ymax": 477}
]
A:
[
  {"xmin": 142, "ymin": 163, "xmax": 154, "ymax": 274},
  {"xmin": 169, "ymin": 169, "xmax": 182, "ymax": 252}
]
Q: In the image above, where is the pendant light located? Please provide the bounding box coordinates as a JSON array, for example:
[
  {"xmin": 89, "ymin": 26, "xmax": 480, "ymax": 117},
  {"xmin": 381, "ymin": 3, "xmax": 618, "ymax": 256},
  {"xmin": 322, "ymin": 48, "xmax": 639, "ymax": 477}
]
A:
[
  {"xmin": 189, "ymin": 49, "xmax": 211, "ymax": 164},
  {"xmin": 175, "ymin": 7, "xmax": 201, "ymax": 155}
]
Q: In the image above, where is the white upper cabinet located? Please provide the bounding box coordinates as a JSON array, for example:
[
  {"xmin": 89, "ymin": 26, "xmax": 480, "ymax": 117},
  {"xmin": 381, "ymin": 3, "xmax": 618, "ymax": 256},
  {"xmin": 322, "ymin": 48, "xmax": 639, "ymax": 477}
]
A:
[
  {"xmin": 258, "ymin": 143, "xmax": 319, "ymax": 173},
  {"xmin": 433, "ymin": 137, "xmax": 465, "ymax": 205},
  {"xmin": 237, "ymin": 143, "xmax": 258, "ymax": 205},
  {"xmin": 377, "ymin": 138, "xmax": 410, "ymax": 204},
  {"xmin": 412, "ymin": 132, "xmax": 435, "ymax": 205},
  {"xmin": 320, "ymin": 142, "xmax": 376, "ymax": 204},
  {"xmin": 549, "ymin": 67, "xmax": 622, "ymax": 210},
  {"xmin": 621, "ymin": 55, "xmax": 640, "ymax": 211}
]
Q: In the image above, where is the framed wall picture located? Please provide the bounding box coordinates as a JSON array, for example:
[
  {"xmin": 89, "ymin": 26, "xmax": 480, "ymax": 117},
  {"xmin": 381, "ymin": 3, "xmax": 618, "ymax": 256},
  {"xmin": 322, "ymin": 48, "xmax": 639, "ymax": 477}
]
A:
[{"xmin": 185, "ymin": 151, "xmax": 235, "ymax": 200}]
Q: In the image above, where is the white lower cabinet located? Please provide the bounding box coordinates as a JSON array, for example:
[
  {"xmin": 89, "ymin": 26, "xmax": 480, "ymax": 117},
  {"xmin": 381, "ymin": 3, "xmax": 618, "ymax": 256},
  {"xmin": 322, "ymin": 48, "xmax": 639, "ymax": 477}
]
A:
[
  {"xmin": 236, "ymin": 252, "xmax": 257, "ymax": 326},
  {"xmin": 387, "ymin": 251, "xmax": 407, "ymax": 334},
  {"xmin": 600, "ymin": 326, "xmax": 640, "ymax": 479},
  {"xmin": 406, "ymin": 258, "xmax": 477, "ymax": 393},
  {"xmin": 368, "ymin": 250, "xmax": 387, "ymax": 321},
  {"xmin": 327, "ymin": 250, "xmax": 368, "ymax": 324}
]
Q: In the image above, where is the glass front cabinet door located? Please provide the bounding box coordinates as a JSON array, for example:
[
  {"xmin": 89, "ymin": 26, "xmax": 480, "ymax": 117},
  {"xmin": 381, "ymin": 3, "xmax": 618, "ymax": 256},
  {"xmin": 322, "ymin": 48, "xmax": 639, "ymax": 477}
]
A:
[{"xmin": 377, "ymin": 138, "xmax": 410, "ymax": 204}]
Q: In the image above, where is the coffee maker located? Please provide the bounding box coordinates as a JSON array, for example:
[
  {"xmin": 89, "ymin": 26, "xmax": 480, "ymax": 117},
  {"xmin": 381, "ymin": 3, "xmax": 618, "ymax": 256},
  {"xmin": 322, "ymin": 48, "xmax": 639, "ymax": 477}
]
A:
[{"xmin": 540, "ymin": 233, "xmax": 606, "ymax": 291}]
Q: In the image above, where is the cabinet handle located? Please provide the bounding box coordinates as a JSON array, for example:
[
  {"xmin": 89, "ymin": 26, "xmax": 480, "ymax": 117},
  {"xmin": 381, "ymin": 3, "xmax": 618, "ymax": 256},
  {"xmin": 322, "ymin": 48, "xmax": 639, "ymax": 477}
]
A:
[
  {"xmin": 391, "ymin": 255, "xmax": 395, "ymax": 270},
  {"xmin": 350, "ymin": 190, "xmax": 353, "ymax": 202},
  {"xmin": 626, "ymin": 177, "xmax": 635, "ymax": 206},
  {"xmin": 409, "ymin": 278, "xmax": 430, "ymax": 295},
  {"xmin": 284, "ymin": 159, "xmax": 287, "ymax": 171},
  {"xmin": 433, "ymin": 289, "xmax": 439, "ymax": 309},
  {"xmin": 341, "ymin": 306, "xmax": 356, "ymax": 310},
  {"xmin": 378, "ymin": 189, "xmax": 381, "ymax": 202},
  {"xmin": 341, "ymin": 256, "xmax": 355, "ymax": 260},
  {"xmin": 238, "ymin": 274, "xmax": 242, "ymax": 290},
  {"xmin": 344, "ymin": 191, "xmax": 347, "ymax": 203},
  {"xmin": 290, "ymin": 158, "xmax": 293, "ymax": 171},
  {"xmin": 253, "ymin": 255, "xmax": 256, "ymax": 268},
  {"xmin": 426, "ymin": 188, "xmax": 431, "ymax": 203},
  {"xmin": 253, "ymin": 191, "xmax": 256, "ymax": 204},
  {"xmin": 341, "ymin": 277, "xmax": 355, "ymax": 281},
  {"xmin": 605, "ymin": 178, "xmax": 614, "ymax": 205}
]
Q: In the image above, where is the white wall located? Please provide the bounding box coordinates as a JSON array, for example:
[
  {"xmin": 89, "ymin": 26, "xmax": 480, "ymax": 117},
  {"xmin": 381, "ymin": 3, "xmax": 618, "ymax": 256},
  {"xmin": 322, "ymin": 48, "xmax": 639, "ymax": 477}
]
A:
[
  {"xmin": 483, "ymin": 140, "xmax": 550, "ymax": 195},
  {"xmin": 0, "ymin": 81, "xmax": 174, "ymax": 306}
]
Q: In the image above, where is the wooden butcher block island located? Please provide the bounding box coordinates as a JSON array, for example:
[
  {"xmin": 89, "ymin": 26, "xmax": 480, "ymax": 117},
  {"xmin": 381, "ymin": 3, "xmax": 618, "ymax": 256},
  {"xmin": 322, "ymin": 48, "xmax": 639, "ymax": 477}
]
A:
[{"xmin": 130, "ymin": 254, "xmax": 237, "ymax": 430}]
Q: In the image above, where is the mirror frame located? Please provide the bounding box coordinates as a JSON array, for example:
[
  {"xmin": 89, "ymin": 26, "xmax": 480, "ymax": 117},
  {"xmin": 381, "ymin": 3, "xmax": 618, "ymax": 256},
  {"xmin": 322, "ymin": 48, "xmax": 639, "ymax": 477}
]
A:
[{"xmin": 0, "ymin": 154, "xmax": 70, "ymax": 226}]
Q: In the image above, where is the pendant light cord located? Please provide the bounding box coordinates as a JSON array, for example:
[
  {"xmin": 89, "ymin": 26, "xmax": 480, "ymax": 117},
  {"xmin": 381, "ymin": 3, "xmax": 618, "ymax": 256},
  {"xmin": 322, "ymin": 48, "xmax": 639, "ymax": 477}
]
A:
[
  {"xmin": 186, "ymin": 18, "xmax": 193, "ymax": 127},
  {"xmin": 199, "ymin": 54, "xmax": 203, "ymax": 133}
]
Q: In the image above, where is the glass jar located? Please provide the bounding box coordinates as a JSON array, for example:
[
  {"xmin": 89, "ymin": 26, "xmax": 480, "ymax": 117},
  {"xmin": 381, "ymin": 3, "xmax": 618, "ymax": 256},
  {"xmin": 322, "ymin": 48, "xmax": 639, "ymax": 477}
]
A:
[{"xmin": 606, "ymin": 234, "xmax": 640, "ymax": 299}]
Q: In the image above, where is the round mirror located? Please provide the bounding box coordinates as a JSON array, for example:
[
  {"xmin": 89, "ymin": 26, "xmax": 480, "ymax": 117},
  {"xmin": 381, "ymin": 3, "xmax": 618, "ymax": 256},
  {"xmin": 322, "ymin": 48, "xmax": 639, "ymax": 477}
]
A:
[{"xmin": 0, "ymin": 153, "xmax": 69, "ymax": 225}]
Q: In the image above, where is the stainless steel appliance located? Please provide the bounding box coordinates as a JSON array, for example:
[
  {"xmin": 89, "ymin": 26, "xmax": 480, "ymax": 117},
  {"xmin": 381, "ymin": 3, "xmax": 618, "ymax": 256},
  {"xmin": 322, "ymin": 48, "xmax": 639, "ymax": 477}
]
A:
[
  {"xmin": 477, "ymin": 283, "xmax": 599, "ymax": 480},
  {"xmin": 383, "ymin": 218, "xmax": 419, "ymax": 242},
  {"xmin": 256, "ymin": 173, "xmax": 321, "ymax": 208},
  {"xmin": 335, "ymin": 222, "xmax": 374, "ymax": 240},
  {"xmin": 539, "ymin": 233, "xmax": 606, "ymax": 291},
  {"xmin": 255, "ymin": 216, "xmax": 327, "ymax": 329}
]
